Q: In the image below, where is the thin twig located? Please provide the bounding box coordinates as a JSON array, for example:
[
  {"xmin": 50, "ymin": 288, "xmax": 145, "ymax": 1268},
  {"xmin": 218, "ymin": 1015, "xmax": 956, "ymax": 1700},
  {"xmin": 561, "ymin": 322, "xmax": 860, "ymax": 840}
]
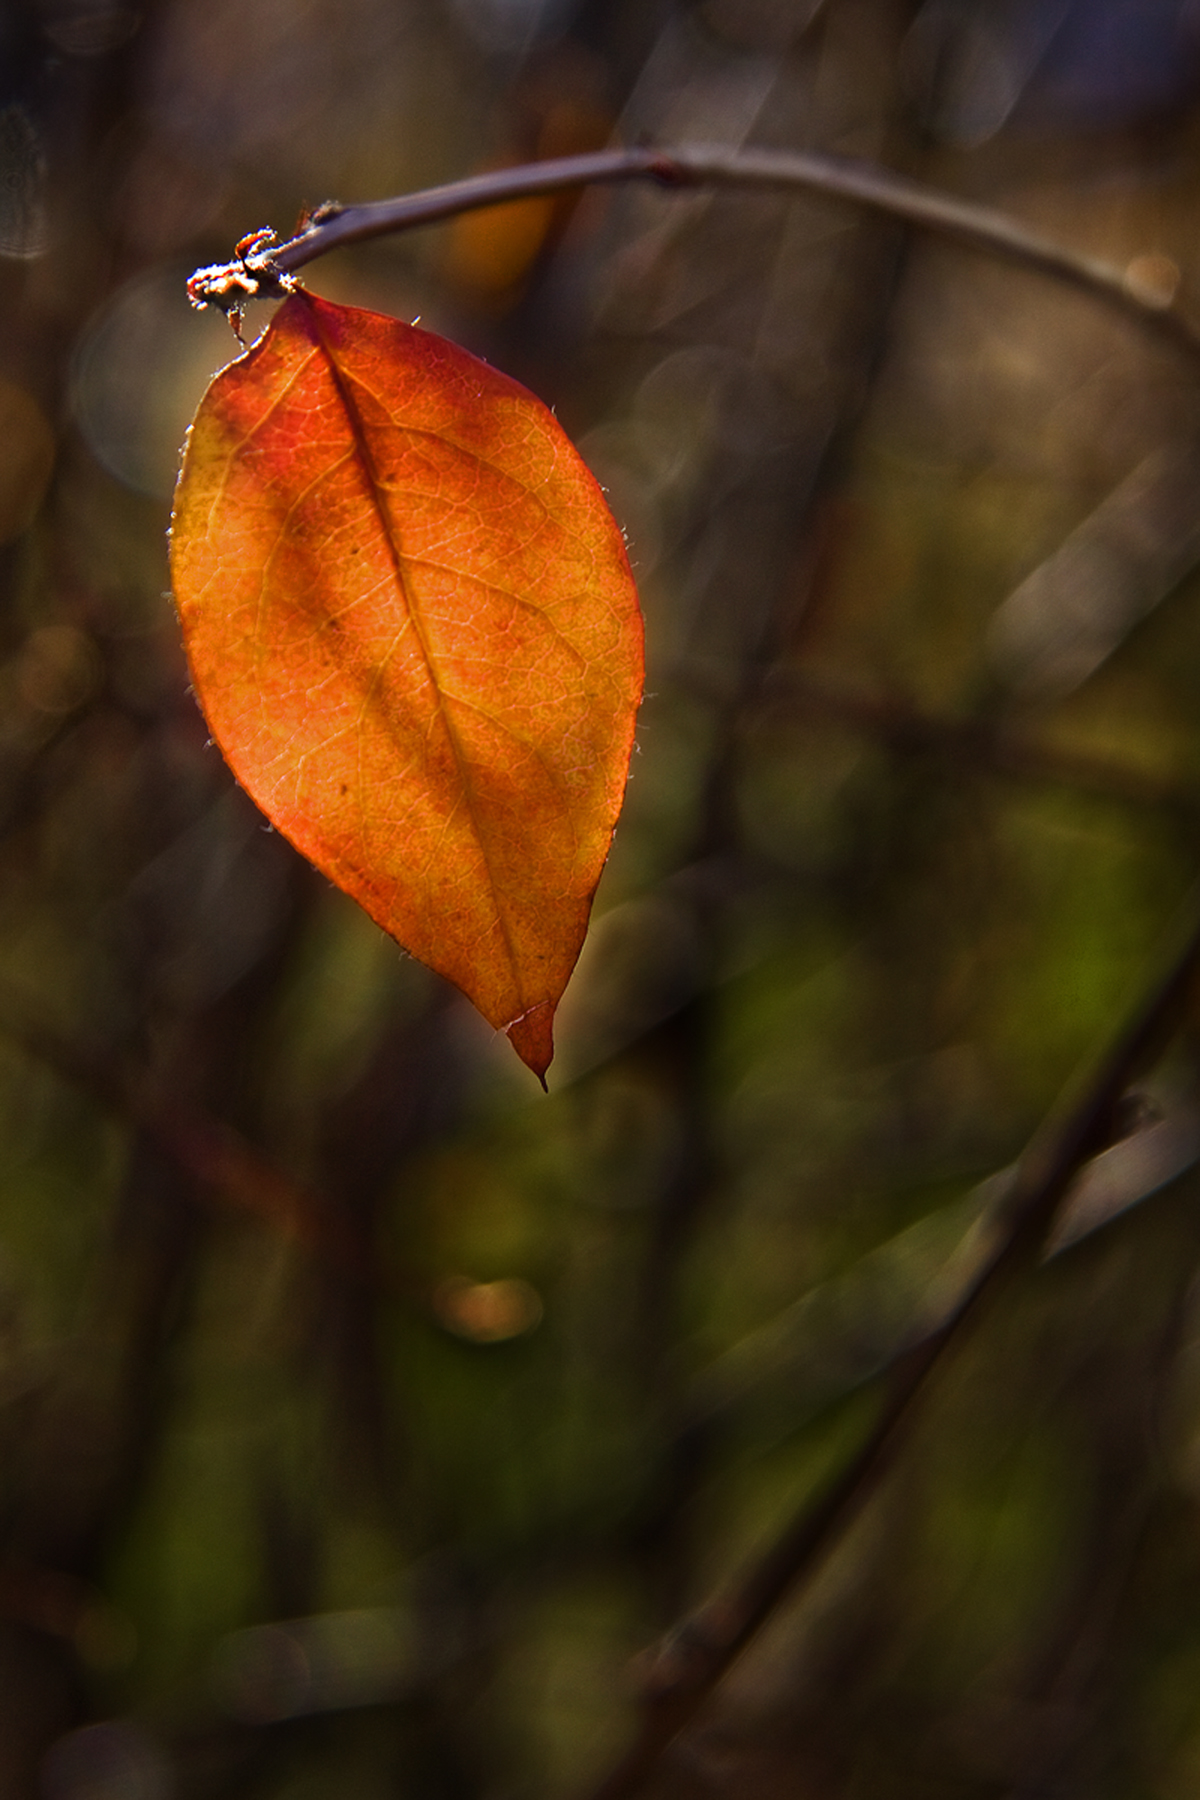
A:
[
  {"xmin": 189, "ymin": 144, "xmax": 1200, "ymax": 362},
  {"xmin": 0, "ymin": 985, "xmax": 362, "ymax": 1271},
  {"xmin": 583, "ymin": 880, "xmax": 1200, "ymax": 1800},
  {"xmin": 763, "ymin": 667, "xmax": 1197, "ymax": 815}
]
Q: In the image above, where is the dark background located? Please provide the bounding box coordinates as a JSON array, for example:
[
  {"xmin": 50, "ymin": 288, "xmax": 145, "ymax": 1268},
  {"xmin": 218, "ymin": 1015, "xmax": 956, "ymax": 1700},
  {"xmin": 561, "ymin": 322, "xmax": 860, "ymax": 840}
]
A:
[{"xmin": 4, "ymin": 0, "xmax": 1200, "ymax": 1794}]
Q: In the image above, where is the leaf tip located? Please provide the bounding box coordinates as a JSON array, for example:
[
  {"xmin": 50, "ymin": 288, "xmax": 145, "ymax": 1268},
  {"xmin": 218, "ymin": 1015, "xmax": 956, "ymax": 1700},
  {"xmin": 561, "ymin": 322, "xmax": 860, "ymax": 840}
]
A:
[{"xmin": 506, "ymin": 1001, "xmax": 555, "ymax": 1087}]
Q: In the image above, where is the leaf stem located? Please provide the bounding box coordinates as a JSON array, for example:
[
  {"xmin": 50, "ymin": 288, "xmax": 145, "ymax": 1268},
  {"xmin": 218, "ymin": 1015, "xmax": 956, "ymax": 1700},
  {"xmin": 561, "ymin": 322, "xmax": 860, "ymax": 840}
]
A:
[
  {"xmin": 247, "ymin": 143, "xmax": 1200, "ymax": 359},
  {"xmin": 581, "ymin": 878, "xmax": 1200, "ymax": 1800}
]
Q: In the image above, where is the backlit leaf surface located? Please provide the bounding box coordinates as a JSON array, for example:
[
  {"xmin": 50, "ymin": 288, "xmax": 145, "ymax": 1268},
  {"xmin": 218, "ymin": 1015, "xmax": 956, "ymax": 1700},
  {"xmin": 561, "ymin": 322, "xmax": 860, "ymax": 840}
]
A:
[{"xmin": 170, "ymin": 292, "xmax": 643, "ymax": 1079}]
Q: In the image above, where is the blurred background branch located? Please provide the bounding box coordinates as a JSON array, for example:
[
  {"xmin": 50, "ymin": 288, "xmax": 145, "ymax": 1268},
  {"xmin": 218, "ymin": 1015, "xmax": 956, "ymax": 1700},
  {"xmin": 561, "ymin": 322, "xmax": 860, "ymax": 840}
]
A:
[{"xmin": 589, "ymin": 876, "xmax": 1200, "ymax": 1798}]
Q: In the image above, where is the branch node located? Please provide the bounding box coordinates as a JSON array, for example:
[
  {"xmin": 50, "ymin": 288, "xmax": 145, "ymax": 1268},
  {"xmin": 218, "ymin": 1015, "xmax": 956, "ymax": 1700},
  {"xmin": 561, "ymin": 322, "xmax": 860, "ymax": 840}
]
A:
[
  {"xmin": 296, "ymin": 198, "xmax": 345, "ymax": 232},
  {"xmin": 646, "ymin": 153, "xmax": 691, "ymax": 188},
  {"xmin": 186, "ymin": 228, "xmax": 301, "ymax": 343}
]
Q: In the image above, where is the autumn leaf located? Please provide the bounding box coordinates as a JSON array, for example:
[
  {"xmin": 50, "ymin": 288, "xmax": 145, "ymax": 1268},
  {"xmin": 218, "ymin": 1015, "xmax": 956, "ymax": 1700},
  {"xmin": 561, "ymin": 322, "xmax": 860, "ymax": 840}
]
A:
[{"xmin": 170, "ymin": 291, "xmax": 643, "ymax": 1080}]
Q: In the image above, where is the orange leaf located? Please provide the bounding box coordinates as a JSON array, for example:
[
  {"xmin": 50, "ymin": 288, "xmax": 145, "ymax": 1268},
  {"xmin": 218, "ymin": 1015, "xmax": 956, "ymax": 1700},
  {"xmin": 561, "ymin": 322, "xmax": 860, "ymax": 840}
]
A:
[{"xmin": 170, "ymin": 292, "xmax": 642, "ymax": 1080}]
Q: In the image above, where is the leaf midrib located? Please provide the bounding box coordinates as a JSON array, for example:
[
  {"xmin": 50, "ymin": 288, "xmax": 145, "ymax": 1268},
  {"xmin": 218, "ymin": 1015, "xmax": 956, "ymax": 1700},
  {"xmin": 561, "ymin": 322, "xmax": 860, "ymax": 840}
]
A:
[{"xmin": 299, "ymin": 295, "xmax": 529, "ymax": 1015}]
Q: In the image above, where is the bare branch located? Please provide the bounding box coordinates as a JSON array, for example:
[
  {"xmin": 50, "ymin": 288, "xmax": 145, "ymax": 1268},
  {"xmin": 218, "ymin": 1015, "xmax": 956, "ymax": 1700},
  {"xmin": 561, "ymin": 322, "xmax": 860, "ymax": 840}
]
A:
[{"xmin": 187, "ymin": 144, "xmax": 1200, "ymax": 362}]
